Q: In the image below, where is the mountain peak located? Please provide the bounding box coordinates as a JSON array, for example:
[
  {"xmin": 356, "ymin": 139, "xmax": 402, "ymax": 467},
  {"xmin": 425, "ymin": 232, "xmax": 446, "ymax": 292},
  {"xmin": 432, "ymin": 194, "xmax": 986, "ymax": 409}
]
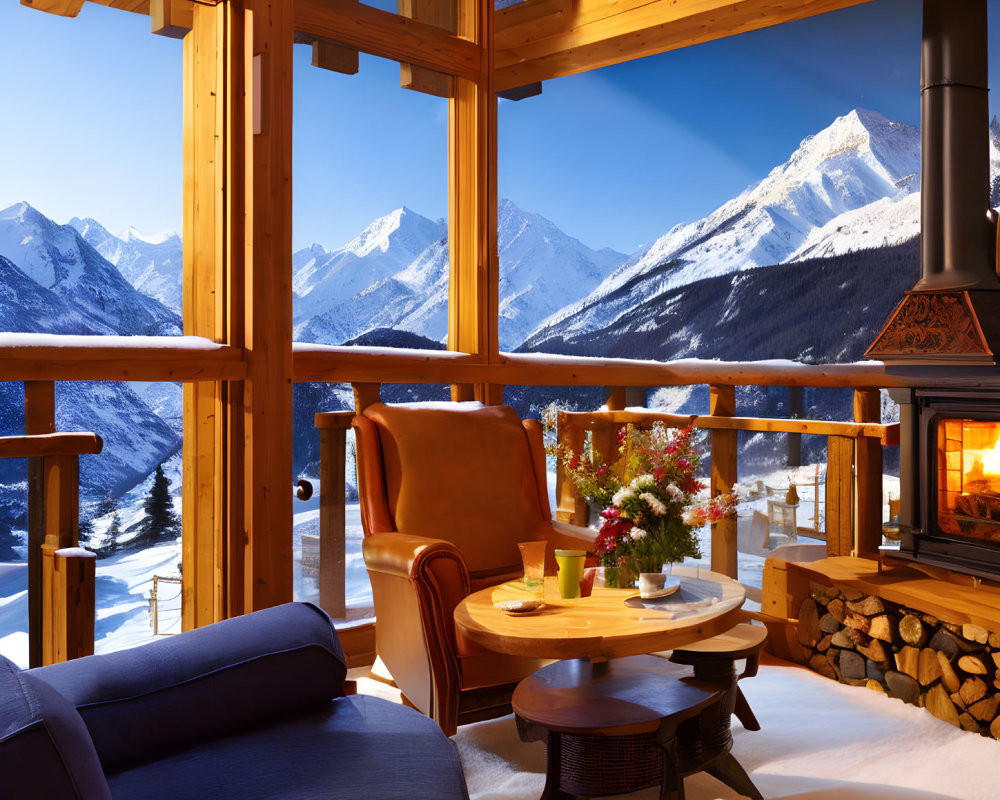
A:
[
  {"xmin": 0, "ymin": 201, "xmax": 38, "ymax": 224},
  {"xmin": 344, "ymin": 206, "xmax": 442, "ymax": 259}
]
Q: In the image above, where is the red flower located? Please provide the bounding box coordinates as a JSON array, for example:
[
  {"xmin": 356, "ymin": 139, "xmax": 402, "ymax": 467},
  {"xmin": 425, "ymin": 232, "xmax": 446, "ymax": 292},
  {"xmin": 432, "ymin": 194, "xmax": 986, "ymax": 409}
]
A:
[
  {"xmin": 653, "ymin": 466, "xmax": 666, "ymax": 482},
  {"xmin": 683, "ymin": 476, "xmax": 704, "ymax": 494}
]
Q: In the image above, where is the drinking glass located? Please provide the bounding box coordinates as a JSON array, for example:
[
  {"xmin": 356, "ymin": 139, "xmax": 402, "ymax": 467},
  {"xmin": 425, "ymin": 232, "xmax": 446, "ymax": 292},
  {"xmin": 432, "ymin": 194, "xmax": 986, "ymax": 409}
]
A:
[{"xmin": 518, "ymin": 541, "xmax": 546, "ymax": 599}]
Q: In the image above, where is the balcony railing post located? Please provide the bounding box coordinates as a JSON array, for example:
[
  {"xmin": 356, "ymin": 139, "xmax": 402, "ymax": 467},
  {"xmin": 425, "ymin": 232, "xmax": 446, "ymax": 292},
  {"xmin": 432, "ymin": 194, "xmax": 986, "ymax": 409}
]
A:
[
  {"xmin": 25, "ymin": 380, "xmax": 55, "ymax": 668},
  {"xmin": 315, "ymin": 411, "xmax": 355, "ymax": 620},
  {"xmin": 709, "ymin": 385, "xmax": 738, "ymax": 578},
  {"xmin": 555, "ymin": 411, "xmax": 588, "ymax": 526},
  {"xmin": 40, "ymin": 454, "xmax": 94, "ymax": 664},
  {"xmin": 854, "ymin": 389, "xmax": 883, "ymax": 559},
  {"xmin": 42, "ymin": 547, "xmax": 96, "ymax": 664}
]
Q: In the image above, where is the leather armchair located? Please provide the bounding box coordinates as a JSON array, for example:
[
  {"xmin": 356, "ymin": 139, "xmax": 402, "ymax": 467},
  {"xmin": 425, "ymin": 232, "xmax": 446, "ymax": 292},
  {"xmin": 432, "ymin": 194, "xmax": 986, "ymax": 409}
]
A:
[{"xmin": 355, "ymin": 401, "xmax": 595, "ymax": 735}]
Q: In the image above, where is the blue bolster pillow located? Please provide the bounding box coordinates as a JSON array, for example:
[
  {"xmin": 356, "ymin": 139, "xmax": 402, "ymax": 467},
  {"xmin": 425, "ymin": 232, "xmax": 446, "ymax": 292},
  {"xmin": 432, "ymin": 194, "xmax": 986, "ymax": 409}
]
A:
[
  {"xmin": 30, "ymin": 602, "xmax": 347, "ymax": 773},
  {"xmin": 0, "ymin": 654, "xmax": 112, "ymax": 799}
]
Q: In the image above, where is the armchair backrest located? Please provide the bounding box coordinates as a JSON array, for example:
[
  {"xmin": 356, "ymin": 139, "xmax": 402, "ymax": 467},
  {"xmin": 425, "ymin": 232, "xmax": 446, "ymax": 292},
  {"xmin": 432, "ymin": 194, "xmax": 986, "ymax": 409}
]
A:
[{"xmin": 355, "ymin": 402, "xmax": 551, "ymax": 575}]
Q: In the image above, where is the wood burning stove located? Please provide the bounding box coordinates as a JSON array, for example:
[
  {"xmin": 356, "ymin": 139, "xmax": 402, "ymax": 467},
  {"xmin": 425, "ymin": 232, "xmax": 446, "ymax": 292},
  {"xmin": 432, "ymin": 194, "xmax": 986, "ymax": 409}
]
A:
[
  {"xmin": 891, "ymin": 391, "xmax": 1000, "ymax": 579},
  {"xmin": 867, "ymin": 0, "xmax": 1000, "ymax": 579}
]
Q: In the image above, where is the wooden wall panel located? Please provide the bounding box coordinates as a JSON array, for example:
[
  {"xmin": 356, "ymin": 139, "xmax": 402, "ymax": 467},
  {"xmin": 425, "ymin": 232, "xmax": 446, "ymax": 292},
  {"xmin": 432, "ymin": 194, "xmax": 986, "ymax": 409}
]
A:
[{"xmin": 826, "ymin": 435, "xmax": 855, "ymax": 557}]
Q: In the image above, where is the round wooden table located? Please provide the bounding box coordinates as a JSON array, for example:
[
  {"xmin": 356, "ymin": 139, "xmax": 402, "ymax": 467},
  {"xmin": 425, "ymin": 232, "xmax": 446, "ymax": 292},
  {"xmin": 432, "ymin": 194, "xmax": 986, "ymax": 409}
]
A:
[
  {"xmin": 453, "ymin": 568, "xmax": 757, "ymax": 800},
  {"xmin": 453, "ymin": 567, "xmax": 746, "ymax": 661}
]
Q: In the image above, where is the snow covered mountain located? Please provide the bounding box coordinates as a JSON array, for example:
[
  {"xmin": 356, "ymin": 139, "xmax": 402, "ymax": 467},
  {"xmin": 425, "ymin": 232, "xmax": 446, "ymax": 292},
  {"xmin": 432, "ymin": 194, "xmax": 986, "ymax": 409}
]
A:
[
  {"xmin": 532, "ymin": 109, "xmax": 924, "ymax": 343},
  {"xmin": 0, "ymin": 203, "xmax": 181, "ymax": 336},
  {"xmin": 293, "ymin": 199, "xmax": 625, "ymax": 350},
  {"xmin": 70, "ymin": 217, "xmax": 183, "ymax": 315}
]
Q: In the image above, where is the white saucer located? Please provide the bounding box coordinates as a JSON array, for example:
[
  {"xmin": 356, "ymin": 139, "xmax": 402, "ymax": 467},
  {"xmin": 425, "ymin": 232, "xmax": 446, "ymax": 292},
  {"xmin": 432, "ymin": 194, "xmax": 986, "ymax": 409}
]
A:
[{"xmin": 639, "ymin": 577, "xmax": 681, "ymax": 599}]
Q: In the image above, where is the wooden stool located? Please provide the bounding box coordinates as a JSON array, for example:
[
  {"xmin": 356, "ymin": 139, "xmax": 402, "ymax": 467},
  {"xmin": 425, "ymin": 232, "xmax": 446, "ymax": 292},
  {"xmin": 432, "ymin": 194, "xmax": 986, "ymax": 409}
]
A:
[
  {"xmin": 513, "ymin": 655, "xmax": 740, "ymax": 800},
  {"xmin": 669, "ymin": 623, "xmax": 768, "ymax": 733}
]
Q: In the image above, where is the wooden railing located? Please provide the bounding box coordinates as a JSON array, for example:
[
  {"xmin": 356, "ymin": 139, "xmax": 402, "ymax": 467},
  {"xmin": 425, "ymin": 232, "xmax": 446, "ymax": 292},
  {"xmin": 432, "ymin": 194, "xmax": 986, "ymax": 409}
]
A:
[
  {"xmin": 554, "ymin": 397, "xmax": 899, "ymax": 576},
  {"xmin": 4, "ymin": 380, "xmax": 103, "ymax": 667},
  {"xmin": 311, "ymin": 357, "xmax": 907, "ymax": 632}
]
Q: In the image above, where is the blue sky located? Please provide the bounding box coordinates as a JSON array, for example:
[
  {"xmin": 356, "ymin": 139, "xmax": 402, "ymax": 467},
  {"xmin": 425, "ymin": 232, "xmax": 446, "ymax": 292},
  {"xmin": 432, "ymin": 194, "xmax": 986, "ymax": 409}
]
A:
[{"xmin": 0, "ymin": 0, "xmax": 997, "ymax": 254}]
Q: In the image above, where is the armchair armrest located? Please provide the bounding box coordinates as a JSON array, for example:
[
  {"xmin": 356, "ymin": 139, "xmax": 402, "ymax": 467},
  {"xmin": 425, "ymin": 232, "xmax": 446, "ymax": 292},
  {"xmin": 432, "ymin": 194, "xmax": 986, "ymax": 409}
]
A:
[
  {"xmin": 362, "ymin": 532, "xmax": 471, "ymax": 731},
  {"xmin": 363, "ymin": 531, "xmax": 470, "ymax": 584}
]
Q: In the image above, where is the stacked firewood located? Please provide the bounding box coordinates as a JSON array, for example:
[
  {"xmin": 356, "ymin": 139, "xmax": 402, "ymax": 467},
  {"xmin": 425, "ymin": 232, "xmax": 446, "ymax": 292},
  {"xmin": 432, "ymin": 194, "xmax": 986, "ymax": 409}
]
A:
[{"xmin": 796, "ymin": 581, "xmax": 1000, "ymax": 738}]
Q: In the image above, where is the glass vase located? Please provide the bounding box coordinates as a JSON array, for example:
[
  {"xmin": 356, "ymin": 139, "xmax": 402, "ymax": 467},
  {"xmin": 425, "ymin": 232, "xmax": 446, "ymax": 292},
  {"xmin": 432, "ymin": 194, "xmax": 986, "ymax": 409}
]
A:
[{"xmin": 603, "ymin": 564, "xmax": 638, "ymax": 589}]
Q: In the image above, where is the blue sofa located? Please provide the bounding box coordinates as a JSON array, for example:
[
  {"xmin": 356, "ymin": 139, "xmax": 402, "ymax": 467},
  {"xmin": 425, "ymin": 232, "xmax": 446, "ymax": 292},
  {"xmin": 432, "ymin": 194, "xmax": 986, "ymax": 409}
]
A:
[{"xmin": 0, "ymin": 602, "xmax": 471, "ymax": 800}]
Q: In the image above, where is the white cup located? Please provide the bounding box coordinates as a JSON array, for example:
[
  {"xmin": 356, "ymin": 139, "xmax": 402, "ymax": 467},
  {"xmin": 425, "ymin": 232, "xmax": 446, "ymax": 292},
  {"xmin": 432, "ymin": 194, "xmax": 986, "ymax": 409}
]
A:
[{"xmin": 638, "ymin": 572, "xmax": 666, "ymax": 598}]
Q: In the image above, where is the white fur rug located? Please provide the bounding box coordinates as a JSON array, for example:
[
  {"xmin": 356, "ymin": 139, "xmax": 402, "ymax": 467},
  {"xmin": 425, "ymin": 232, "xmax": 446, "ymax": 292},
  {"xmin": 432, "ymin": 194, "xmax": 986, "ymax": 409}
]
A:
[{"xmin": 447, "ymin": 660, "xmax": 1000, "ymax": 800}]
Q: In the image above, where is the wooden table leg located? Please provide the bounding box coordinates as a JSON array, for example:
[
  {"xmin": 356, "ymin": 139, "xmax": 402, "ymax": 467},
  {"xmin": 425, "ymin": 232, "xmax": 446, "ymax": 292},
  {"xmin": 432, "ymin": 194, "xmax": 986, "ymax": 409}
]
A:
[{"xmin": 705, "ymin": 753, "xmax": 763, "ymax": 800}]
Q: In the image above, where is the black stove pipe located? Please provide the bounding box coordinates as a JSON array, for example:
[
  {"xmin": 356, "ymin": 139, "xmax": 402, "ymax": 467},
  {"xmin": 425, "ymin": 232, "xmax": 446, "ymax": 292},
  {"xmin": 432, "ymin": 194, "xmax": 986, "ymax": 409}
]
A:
[{"xmin": 914, "ymin": 0, "xmax": 998, "ymax": 292}]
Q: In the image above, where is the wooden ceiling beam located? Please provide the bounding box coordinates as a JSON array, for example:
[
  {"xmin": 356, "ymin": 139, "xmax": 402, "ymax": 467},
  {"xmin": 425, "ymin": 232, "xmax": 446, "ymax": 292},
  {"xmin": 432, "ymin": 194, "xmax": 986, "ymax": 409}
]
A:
[
  {"xmin": 294, "ymin": 0, "xmax": 481, "ymax": 80},
  {"xmin": 494, "ymin": 0, "xmax": 876, "ymax": 91}
]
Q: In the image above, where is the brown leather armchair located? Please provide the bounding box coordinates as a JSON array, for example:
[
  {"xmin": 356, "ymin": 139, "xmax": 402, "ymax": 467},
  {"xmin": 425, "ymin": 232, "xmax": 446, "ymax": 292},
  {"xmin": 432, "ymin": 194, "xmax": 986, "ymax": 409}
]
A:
[{"xmin": 354, "ymin": 401, "xmax": 595, "ymax": 736}]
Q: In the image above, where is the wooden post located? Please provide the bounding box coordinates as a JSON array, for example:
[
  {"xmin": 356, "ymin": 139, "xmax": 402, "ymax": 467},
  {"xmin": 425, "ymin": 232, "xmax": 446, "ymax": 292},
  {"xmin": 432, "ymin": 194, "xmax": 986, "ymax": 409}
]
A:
[
  {"xmin": 826, "ymin": 435, "xmax": 855, "ymax": 557},
  {"xmin": 352, "ymin": 383, "xmax": 381, "ymax": 413},
  {"xmin": 40, "ymin": 454, "xmax": 92, "ymax": 665},
  {"xmin": 25, "ymin": 381, "xmax": 55, "ymax": 668},
  {"xmin": 854, "ymin": 389, "xmax": 883, "ymax": 559},
  {"xmin": 316, "ymin": 412, "xmax": 353, "ymax": 619},
  {"xmin": 555, "ymin": 412, "xmax": 588, "ymax": 526},
  {"xmin": 709, "ymin": 385, "xmax": 737, "ymax": 578},
  {"xmin": 448, "ymin": 0, "xmax": 498, "ymax": 404},
  {"xmin": 42, "ymin": 548, "xmax": 95, "ymax": 664},
  {"xmin": 787, "ymin": 385, "xmax": 804, "ymax": 467},
  {"xmin": 241, "ymin": 0, "xmax": 295, "ymax": 611},
  {"xmin": 182, "ymin": 1, "xmax": 233, "ymax": 629}
]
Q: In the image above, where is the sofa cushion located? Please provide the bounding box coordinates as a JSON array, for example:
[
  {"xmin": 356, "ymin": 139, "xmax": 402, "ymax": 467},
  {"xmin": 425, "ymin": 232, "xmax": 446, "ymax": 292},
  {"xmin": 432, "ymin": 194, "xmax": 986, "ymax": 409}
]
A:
[
  {"xmin": 31, "ymin": 602, "xmax": 347, "ymax": 772},
  {"xmin": 106, "ymin": 694, "xmax": 470, "ymax": 800},
  {"xmin": 0, "ymin": 654, "xmax": 112, "ymax": 800}
]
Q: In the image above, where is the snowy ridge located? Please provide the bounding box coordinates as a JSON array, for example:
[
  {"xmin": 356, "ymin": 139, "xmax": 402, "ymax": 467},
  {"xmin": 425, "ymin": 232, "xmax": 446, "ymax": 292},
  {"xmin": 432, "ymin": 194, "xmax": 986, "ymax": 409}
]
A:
[
  {"xmin": 293, "ymin": 199, "xmax": 625, "ymax": 350},
  {"xmin": 534, "ymin": 109, "xmax": 921, "ymax": 340},
  {"xmin": 70, "ymin": 217, "xmax": 183, "ymax": 314}
]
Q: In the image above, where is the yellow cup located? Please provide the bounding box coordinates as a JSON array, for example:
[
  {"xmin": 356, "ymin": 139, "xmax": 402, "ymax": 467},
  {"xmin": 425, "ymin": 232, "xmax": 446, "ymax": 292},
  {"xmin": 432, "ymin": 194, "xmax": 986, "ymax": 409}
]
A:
[{"xmin": 555, "ymin": 549, "xmax": 587, "ymax": 599}]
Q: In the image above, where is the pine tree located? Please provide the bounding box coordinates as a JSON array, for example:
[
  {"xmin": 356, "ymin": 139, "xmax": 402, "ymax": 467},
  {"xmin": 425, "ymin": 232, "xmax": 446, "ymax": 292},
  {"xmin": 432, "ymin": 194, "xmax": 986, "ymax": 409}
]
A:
[
  {"xmin": 133, "ymin": 464, "xmax": 180, "ymax": 548},
  {"xmin": 103, "ymin": 511, "xmax": 122, "ymax": 556}
]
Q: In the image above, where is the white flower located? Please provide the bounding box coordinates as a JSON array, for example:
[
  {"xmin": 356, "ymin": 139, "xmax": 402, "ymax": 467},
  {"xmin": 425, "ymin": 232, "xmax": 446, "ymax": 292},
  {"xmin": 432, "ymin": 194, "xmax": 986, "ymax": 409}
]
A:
[
  {"xmin": 630, "ymin": 474, "xmax": 655, "ymax": 491},
  {"xmin": 665, "ymin": 483, "xmax": 683, "ymax": 502},
  {"xmin": 640, "ymin": 492, "xmax": 667, "ymax": 516},
  {"xmin": 682, "ymin": 510, "xmax": 702, "ymax": 527},
  {"xmin": 612, "ymin": 487, "xmax": 635, "ymax": 506},
  {"xmin": 629, "ymin": 526, "xmax": 647, "ymax": 541}
]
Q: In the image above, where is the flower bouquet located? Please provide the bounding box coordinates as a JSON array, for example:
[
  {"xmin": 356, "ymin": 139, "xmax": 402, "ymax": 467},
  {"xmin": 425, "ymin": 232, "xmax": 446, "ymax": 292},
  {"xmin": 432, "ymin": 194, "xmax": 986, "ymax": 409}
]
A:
[{"xmin": 554, "ymin": 423, "xmax": 738, "ymax": 588}]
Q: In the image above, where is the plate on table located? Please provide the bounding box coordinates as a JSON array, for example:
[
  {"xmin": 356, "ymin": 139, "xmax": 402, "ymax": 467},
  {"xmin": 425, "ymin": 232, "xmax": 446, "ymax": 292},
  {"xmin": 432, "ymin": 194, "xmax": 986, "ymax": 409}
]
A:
[{"xmin": 495, "ymin": 599, "xmax": 545, "ymax": 615}]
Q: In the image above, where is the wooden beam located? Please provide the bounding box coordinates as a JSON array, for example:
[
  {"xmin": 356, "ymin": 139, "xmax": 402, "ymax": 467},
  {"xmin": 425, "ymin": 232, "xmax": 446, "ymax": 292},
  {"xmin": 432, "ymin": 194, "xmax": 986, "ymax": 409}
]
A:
[
  {"xmin": 242, "ymin": 0, "xmax": 295, "ymax": 611},
  {"xmin": 399, "ymin": 0, "xmax": 456, "ymax": 97},
  {"xmin": 151, "ymin": 0, "xmax": 194, "ymax": 38},
  {"xmin": 292, "ymin": 346, "xmax": 916, "ymax": 389},
  {"xmin": 494, "ymin": 0, "xmax": 877, "ymax": 92},
  {"xmin": 19, "ymin": 0, "xmax": 85, "ymax": 17},
  {"xmin": 0, "ymin": 337, "xmax": 244, "ymax": 382},
  {"xmin": 448, "ymin": 0, "xmax": 498, "ymax": 405},
  {"xmin": 312, "ymin": 36, "xmax": 359, "ymax": 73},
  {"xmin": 709, "ymin": 384, "xmax": 737, "ymax": 578},
  {"xmin": 294, "ymin": 0, "xmax": 480, "ymax": 80},
  {"xmin": 497, "ymin": 81, "xmax": 542, "ymax": 101},
  {"xmin": 0, "ymin": 433, "xmax": 102, "ymax": 459},
  {"xmin": 182, "ymin": 0, "xmax": 229, "ymax": 630}
]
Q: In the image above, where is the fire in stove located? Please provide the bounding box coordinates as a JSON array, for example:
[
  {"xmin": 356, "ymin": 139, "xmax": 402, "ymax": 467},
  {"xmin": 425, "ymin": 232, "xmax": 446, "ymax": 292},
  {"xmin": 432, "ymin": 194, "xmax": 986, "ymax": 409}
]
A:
[{"xmin": 938, "ymin": 420, "xmax": 1000, "ymax": 541}]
